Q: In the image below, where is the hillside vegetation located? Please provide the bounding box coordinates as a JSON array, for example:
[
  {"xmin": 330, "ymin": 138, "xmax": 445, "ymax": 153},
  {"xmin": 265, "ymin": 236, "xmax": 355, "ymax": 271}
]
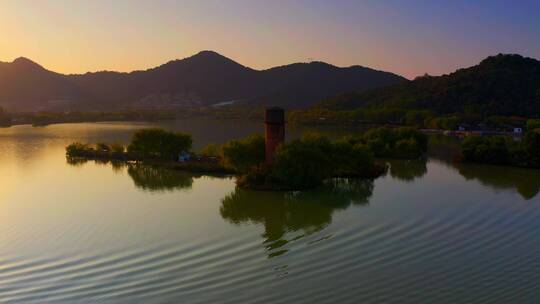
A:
[{"xmin": 319, "ymin": 54, "xmax": 540, "ymax": 117}]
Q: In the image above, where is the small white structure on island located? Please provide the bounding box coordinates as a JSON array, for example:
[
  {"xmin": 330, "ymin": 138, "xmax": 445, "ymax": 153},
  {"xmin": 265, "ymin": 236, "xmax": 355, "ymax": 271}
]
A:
[
  {"xmin": 178, "ymin": 151, "xmax": 191, "ymax": 162},
  {"xmin": 514, "ymin": 127, "xmax": 523, "ymax": 134}
]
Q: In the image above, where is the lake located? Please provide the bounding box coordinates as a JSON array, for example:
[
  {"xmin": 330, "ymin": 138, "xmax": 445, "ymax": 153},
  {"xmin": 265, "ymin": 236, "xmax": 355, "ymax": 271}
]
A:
[{"xmin": 1, "ymin": 120, "xmax": 540, "ymax": 303}]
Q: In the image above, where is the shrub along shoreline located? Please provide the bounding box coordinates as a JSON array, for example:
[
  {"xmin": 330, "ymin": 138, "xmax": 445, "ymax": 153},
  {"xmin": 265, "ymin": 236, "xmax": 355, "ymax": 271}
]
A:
[
  {"xmin": 66, "ymin": 127, "xmax": 429, "ymax": 191},
  {"xmin": 460, "ymin": 128, "xmax": 540, "ymax": 169},
  {"xmin": 66, "ymin": 129, "xmax": 230, "ymax": 174}
]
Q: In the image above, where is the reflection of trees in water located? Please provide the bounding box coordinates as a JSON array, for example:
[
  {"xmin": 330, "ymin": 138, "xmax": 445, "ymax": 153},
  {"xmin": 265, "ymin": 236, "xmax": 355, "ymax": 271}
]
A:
[
  {"xmin": 456, "ymin": 164, "xmax": 540, "ymax": 200},
  {"xmin": 387, "ymin": 155, "xmax": 540, "ymax": 200},
  {"xmin": 66, "ymin": 157, "xmax": 89, "ymax": 167},
  {"xmin": 66, "ymin": 157, "xmax": 195, "ymax": 192},
  {"xmin": 220, "ymin": 178, "xmax": 374, "ymax": 258},
  {"xmin": 422, "ymin": 135, "xmax": 540, "ymax": 199},
  {"xmin": 422, "ymin": 134, "xmax": 540, "ymax": 199},
  {"xmin": 427, "ymin": 134, "xmax": 461, "ymax": 162},
  {"xmin": 127, "ymin": 165, "xmax": 193, "ymax": 192},
  {"xmin": 388, "ymin": 159, "xmax": 428, "ymax": 182},
  {"xmin": 66, "ymin": 157, "xmax": 126, "ymax": 173},
  {"xmin": 110, "ymin": 160, "xmax": 127, "ymax": 174}
]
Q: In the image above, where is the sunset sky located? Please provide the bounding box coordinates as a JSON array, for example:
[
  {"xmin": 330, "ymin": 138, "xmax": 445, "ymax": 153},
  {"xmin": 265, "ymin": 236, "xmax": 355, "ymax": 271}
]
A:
[{"xmin": 1, "ymin": 0, "xmax": 539, "ymax": 79}]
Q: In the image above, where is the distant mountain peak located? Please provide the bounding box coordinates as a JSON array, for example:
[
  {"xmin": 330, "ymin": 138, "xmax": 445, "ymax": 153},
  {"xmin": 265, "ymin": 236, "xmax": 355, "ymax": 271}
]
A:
[
  {"xmin": 13, "ymin": 56, "xmax": 35, "ymax": 64},
  {"xmin": 11, "ymin": 57, "xmax": 44, "ymax": 69},
  {"xmin": 194, "ymin": 50, "xmax": 223, "ymax": 57},
  {"xmin": 187, "ymin": 50, "xmax": 234, "ymax": 62},
  {"xmin": 171, "ymin": 50, "xmax": 251, "ymax": 71}
]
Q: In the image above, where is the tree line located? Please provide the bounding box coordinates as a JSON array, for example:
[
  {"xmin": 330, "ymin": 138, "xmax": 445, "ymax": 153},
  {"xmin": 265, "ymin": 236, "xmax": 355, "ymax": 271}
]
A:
[
  {"xmin": 67, "ymin": 127, "xmax": 428, "ymax": 190},
  {"xmin": 212, "ymin": 127, "xmax": 427, "ymax": 190},
  {"xmin": 460, "ymin": 127, "xmax": 540, "ymax": 168}
]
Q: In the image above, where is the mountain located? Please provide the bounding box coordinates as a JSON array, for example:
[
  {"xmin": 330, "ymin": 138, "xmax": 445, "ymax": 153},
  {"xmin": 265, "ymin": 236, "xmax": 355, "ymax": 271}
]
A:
[
  {"xmin": 0, "ymin": 51, "xmax": 406, "ymax": 111},
  {"xmin": 0, "ymin": 57, "xmax": 84, "ymax": 111},
  {"xmin": 256, "ymin": 61, "xmax": 406, "ymax": 108},
  {"xmin": 318, "ymin": 54, "xmax": 540, "ymax": 116}
]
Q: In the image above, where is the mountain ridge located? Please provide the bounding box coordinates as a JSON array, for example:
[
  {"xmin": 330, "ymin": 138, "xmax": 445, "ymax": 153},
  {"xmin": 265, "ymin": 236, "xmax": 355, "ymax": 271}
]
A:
[
  {"xmin": 0, "ymin": 51, "xmax": 406, "ymax": 111},
  {"xmin": 318, "ymin": 53, "xmax": 540, "ymax": 117}
]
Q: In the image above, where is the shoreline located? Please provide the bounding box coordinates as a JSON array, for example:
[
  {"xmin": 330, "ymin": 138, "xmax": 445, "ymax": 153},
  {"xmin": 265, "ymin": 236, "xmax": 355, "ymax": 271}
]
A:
[
  {"xmin": 66, "ymin": 152, "xmax": 234, "ymax": 175},
  {"xmin": 0, "ymin": 118, "xmax": 527, "ymax": 139},
  {"xmin": 421, "ymin": 128, "xmax": 522, "ymax": 137}
]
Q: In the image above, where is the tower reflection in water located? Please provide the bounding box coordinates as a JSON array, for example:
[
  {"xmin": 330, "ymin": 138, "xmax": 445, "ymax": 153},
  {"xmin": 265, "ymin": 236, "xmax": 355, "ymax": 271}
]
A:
[{"xmin": 220, "ymin": 178, "xmax": 374, "ymax": 258}]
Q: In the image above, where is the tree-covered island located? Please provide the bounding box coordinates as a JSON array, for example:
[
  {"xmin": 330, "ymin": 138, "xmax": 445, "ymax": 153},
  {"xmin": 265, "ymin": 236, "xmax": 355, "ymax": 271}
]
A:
[{"xmin": 66, "ymin": 126, "xmax": 428, "ymax": 191}]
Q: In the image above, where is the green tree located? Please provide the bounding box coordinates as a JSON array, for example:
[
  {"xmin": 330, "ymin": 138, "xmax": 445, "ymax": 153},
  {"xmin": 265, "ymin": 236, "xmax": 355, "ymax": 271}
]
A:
[
  {"xmin": 395, "ymin": 127, "xmax": 428, "ymax": 152},
  {"xmin": 523, "ymin": 129, "xmax": 540, "ymax": 166},
  {"xmin": 461, "ymin": 136, "xmax": 510, "ymax": 165},
  {"xmin": 361, "ymin": 127, "xmax": 427, "ymax": 158},
  {"xmin": 127, "ymin": 128, "xmax": 192, "ymax": 160},
  {"xmin": 395, "ymin": 139, "xmax": 422, "ymax": 159},
  {"xmin": 221, "ymin": 134, "xmax": 265, "ymax": 173},
  {"xmin": 200, "ymin": 143, "xmax": 221, "ymax": 157},
  {"xmin": 363, "ymin": 127, "xmax": 395, "ymax": 157},
  {"xmin": 331, "ymin": 140, "xmax": 375, "ymax": 176},
  {"xmin": 526, "ymin": 119, "xmax": 540, "ymax": 131},
  {"xmin": 271, "ymin": 135, "xmax": 334, "ymax": 189}
]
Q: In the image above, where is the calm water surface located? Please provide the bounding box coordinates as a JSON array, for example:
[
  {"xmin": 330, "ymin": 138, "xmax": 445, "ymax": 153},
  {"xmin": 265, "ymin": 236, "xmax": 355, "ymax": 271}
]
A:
[{"xmin": 1, "ymin": 120, "xmax": 540, "ymax": 303}]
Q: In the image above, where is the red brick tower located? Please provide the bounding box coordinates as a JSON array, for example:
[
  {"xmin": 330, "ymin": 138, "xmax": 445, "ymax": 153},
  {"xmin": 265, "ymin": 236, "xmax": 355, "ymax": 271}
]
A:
[{"xmin": 264, "ymin": 107, "xmax": 285, "ymax": 164}]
